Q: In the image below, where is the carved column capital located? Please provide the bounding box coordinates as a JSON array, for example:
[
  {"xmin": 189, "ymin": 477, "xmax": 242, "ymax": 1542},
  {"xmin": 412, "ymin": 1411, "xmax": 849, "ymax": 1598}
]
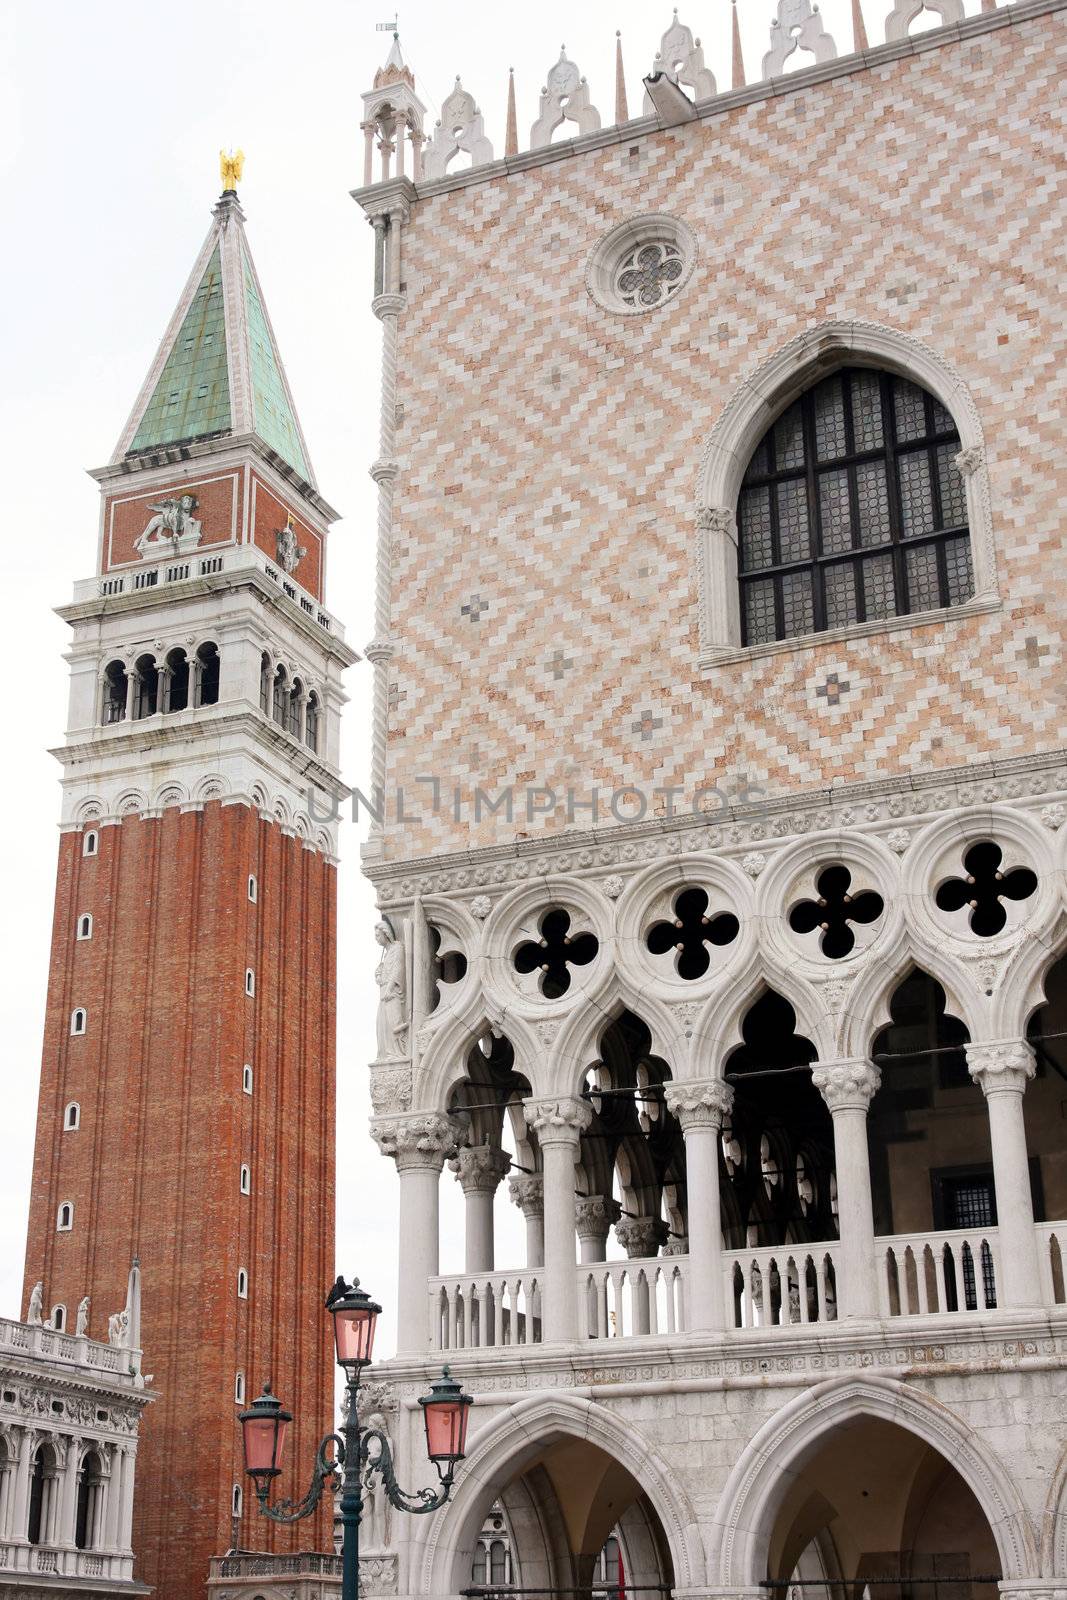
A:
[
  {"xmin": 954, "ymin": 444, "xmax": 984, "ymax": 478},
  {"xmin": 523, "ymin": 1097, "xmax": 593, "ymax": 1146},
  {"xmin": 370, "ymin": 1112, "xmax": 462, "ymax": 1173},
  {"xmin": 574, "ymin": 1195, "xmax": 622, "ymax": 1244},
  {"xmin": 966, "ymin": 1040, "xmax": 1036, "ymax": 1096},
  {"xmin": 452, "ymin": 1143, "xmax": 511, "ymax": 1195},
  {"xmin": 696, "ymin": 503, "xmax": 736, "ymax": 540},
  {"xmin": 508, "ymin": 1173, "xmax": 544, "ymax": 1219},
  {"xmin": 665, "ymin": 1079, "xmax": 734, "ymax": 1130},
  {"xmin": 614, "ymin": 1216, "xmax": 670, "ymax": 1260},
  {"xmin": 812, "ymin": 1058, "xmax": 882, "ymax": 1113}
]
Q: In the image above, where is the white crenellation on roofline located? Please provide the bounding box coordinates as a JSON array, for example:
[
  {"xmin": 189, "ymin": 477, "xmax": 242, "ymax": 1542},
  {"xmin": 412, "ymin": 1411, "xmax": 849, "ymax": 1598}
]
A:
[{"xmin": 354, "ymin": 0, "xmax": 1058, "ymax": 198}]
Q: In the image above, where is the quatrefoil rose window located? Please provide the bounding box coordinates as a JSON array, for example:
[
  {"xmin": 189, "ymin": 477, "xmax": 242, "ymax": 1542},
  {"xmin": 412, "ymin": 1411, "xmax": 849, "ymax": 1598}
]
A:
[
  {"xmin": 513, "ymin": 907, "xmax": 599, "ymax": 1000},
  {"xmin": 934, "ymin": 840, "xmax": 1037, "ymax": 938},
  {"xmin": 646, "ymin": 886, "xmax": 740, "ymax": 980},
  {"xmin": 788, "ymin": 864, "xmax": 885, "ymax": 959},
  {"xmin": 614, "ymin": 240, "xmax": 685, "ymax": 310},
  {"xmin": 587, "ymin": 214, "xmax": 696, "ymax": 317}
]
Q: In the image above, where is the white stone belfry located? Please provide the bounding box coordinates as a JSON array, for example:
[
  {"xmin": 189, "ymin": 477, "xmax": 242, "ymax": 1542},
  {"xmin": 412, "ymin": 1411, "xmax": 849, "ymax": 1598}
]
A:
[
  {"xmin": 763, "ymin": 0, "xmax": 838, "ymax": 76},
  {"xmin": 884, "ymin": 0, "xmax": 965, "ymax": 40},
  {"xmin": 530, "ymin": 48, "xmax": 601, "ymax": 148},
  {"xmin": 422, "ymin": 78, "xmax": 494, "ymax": 180},
  {"xmin": 642, "ymin": 10, "xmax": 716, "ymax": 113}
]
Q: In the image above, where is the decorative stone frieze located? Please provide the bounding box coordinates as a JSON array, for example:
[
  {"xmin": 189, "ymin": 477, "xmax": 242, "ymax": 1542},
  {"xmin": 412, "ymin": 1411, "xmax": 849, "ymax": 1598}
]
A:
[
  {"xmin": 966, "ymin": 1040, "xmax": 1037, "ymax": 1096},
  {"xmin": 614, "ymin": 1215, "xmax": 670, "ymax": 1259},
  {"xmin": 370, "ymin": 1112, "xmax": 462, "ymax": 1170},
  {"xmin": 664, "ymin": 1079, "xmax": 734, "ymax": 1129},
  {"xmin": 452, "ymin": 1143, "xmax": 511, "ymax": 1194},
  {"xmin": 523, "ymin": 1097, "xmax": 593, "ymax": 1144},
  {"xmin": 812, "ymin": 1059, "xmax": 881, "ymax": 1112}
]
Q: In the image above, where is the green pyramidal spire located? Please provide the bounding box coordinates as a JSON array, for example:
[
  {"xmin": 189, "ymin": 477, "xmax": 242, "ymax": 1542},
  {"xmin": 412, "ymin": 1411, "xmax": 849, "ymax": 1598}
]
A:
[{"xmin": 115, "ymin": 192, "xmax": 313, "ymax": 484}]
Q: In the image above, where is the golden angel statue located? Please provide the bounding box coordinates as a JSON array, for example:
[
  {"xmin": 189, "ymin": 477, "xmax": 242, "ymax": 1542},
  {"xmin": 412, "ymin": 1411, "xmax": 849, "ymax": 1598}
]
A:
[{"xmin": 219, "ymin": 148, "xmax": 245, "ymax": 192}]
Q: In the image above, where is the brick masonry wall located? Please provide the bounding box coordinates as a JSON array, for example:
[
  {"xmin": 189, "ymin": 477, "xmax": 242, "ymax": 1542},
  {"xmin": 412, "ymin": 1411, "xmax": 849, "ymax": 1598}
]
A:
[
  {"xmin": 23, "ymin": 802, "xmax": 337, "ymax": 1598},
  {"xmin": 381, "ymin": 10, "xmax": 1067, "ymax": 863}
]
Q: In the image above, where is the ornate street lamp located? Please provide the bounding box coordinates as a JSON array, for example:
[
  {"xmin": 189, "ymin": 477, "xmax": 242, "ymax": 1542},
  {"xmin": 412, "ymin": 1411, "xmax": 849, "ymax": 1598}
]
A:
[{"xmin": 239, "ymin": 1276, "xmax": 472, "ymax": 1600}]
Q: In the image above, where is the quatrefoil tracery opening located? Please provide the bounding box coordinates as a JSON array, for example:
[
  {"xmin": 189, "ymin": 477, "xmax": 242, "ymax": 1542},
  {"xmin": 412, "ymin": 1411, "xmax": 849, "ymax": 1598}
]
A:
[
  {"xmin": 514, "ymin": 907, "xmax": 599, "ymax": 1000},
  {"xmin": 788, "ymin": 864, "xmax": 884, "ymax": 959},
  {"xmin": 614, "ymin": 240, "xmax": 684, "ymax": 310},
  {"xmin": 646, "ymin": 886, "xmax": 740, "ymax": 980},
  {"xmin": 934, "ymin": 840, "xmax": 1037, "ymax": 938},
  {"xmin": 428, "ymin": 924, "xmax": 468, "ymax": 1012}
]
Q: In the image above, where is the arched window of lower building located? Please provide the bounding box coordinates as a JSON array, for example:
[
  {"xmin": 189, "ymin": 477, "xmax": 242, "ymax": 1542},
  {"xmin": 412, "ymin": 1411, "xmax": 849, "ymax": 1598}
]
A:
[
  {"xmin": 305, "ymin": 691, "xmax": 320, "ymax": 752},
  {"xmin": 272, "ymin": 665, "xmax": 289, "ymax": 727},
  {"xmin": 101, "ymin": 660, "xmax": 127, "ymax": 725},
  {"xmin": 259, "ymin": 652, "xmax": 272, "ymax": 715},
  {"xmin": 27, "ymin": 1442, "xmax": 59, "ymax": 1546},
  {"xmin": 196, "ymin": 641, "xmax": 220, "ymax": 707},
  {"xmin": 162, "ymin": 648, "xmax": 190, "ymax": 713},
  {"xmin": 288, "ymin": 677, "xmax": 304, "ymax": 739},
  {"xmin": 133, "ymin": 653, "xmax": 160, "ymax": 720},
  {"xmin": 75, "ymin": 1448, "xmax": 105, "ymax": 1550},
  {"xmin": 737, "ymin": 367, "xmax": 972, "ymax": 645}
]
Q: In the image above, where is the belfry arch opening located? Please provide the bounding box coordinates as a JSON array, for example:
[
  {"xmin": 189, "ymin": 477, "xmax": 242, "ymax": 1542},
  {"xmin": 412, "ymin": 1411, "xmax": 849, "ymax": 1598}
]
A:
[
  {"xmin": 461, "ymin": 1435, "xmax": 674, "ymax": 1600},
  {"xmin": 761, "ymin": 1415, "xmax": 1001, "ymax": 1600}
]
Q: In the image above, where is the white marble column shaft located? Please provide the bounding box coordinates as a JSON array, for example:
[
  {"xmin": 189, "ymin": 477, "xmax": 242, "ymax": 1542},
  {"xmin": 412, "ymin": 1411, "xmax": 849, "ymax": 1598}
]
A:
[
  {"xmin": 967, "ymin": 1041, "xmax": 1042, "ymax": 1308},
  {"xmin": 812, "ymin": 1059, "xmax": 881, "ymax": 1319},
  {"xmin": 372, "ymin": 1114, "xmax": 460, "ymax": 1354},
  {"xmin": 524, "ymin": 1099, "xmax": 592, "ymax": 1342},
  {"xmin": 666, "ymin": 1081, "xmax": 734, "ymax": 1331}
]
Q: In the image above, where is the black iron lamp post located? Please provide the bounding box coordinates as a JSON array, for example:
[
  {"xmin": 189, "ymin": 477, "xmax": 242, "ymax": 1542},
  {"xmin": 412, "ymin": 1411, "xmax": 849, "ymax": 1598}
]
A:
[{"xmin": 239, "ymin": 1276, "xmax": 473, "ymax": 1600}]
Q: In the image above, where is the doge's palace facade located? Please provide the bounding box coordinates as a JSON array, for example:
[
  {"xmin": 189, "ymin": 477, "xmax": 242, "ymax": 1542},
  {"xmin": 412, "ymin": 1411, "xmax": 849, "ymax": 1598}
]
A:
[{"xmin": 351, "ymin": 7, "xmax": 1067, "ymax": 1600}]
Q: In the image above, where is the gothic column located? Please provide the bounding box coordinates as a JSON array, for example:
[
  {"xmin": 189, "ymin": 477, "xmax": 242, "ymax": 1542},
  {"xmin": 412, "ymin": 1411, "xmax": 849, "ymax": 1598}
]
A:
[
  {"xmin": 575, "ymin": 1196, "xmax": 621, "ymax": 1264},
  {"xmin": 523, "ymin": 1098, "xmax": 592, "ymax": 1343},
  {"xmin": 123, "ymin": 669, "xmax": 137, "ymax": 721},
  {"xmin": 812, "ymin": 1059, "xmax": 881, "ymax": 1320},
  {"xmin": 508, "ymin": 1174, "xmax": 545, "ymax": 1267},
  {"xmin": 372, "ymin": 1113, "xmax": 460, "ymax": 1354},
  {"xmin": 453, "ymin": 1145, "xmax": 511, "ymax": 1274},
  {"xmin": 665, "ymin": 1081, "xmax": 733, "ymax": 1331},
  {"xmin": 966, "ymin": 1041, "xmax": 1042, "ymax": 1308}
]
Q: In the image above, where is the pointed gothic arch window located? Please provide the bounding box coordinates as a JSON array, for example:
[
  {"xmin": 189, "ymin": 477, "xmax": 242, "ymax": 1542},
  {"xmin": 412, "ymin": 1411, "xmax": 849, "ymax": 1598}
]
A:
[{"xmin": 737, "ymin": 367, "xmax": 973, "ymax": 645}]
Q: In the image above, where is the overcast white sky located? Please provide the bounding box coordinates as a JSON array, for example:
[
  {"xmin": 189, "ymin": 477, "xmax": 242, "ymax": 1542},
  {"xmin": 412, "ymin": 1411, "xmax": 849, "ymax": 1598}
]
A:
[{"xmin": 0, "ymin": 0, "xmax": 986, "ymax": 1359}]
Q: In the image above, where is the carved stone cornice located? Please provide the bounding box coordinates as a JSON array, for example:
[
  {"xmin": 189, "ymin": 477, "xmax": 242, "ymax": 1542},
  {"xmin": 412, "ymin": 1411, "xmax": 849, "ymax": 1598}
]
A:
[
  {"xmin": 966, "ymin": 1040, "xmax": 1036, "ymax": 1096},
  {"xmin": 574, "ymin": 1195, "xmax": 622, "ymax": 1242},
  {"xmin": 507, "ymin": 1173, "xmax": 544, "ymax": 1219},
  {"xmin": 664, "ymin": 1079, "xmax": 734, "ymax": 1130},
  {"xmin": 452, "ymin": 1144, "xmax": 511, "ymax": 1195},
  {"xmin": 811, "ymin": 1058, "xmax": 882, "ymax": 1113},
  {"xmin": 615, "ymin": 1216, "xmax": 670, "ymax": 1260},
  {"xmin": 523, "ymin": 1097, "xmax": 593, "ymax": 1146},
  {"xmin": 370, "ymin": 1113, "xmax": 462, "ymax": 1172}
]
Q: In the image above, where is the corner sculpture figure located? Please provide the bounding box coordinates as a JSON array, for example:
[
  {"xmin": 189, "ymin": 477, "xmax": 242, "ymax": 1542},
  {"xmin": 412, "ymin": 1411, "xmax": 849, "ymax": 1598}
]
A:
[
  {"xmin": 276, "ymin": 514, "xmax": 308, "ymax": 575},
  {"xmin": 135, "ymin": 493, "xmax": 202, "ymax": 555},
  {"xmin": 76, "ymin": 1295, "xmax": 91, "ymax": 1336},
  {"xmin": 108, "ymin": 1308, "xmax": 129, "ymax": 1347},
  {"xmin": 26, "ymin": 1281, "xmax": 44, "ymax": 1326},
  {"xmin": 374, "ymin": 918, "xmax": 407, "ymax": 1060}
]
